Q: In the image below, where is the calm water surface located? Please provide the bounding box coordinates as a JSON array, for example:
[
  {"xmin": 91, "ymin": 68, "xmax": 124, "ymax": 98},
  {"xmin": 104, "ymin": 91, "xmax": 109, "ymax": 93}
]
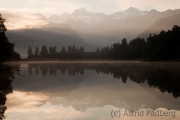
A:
[{"xmin": 2, "ymin": 61, "xmax": 180, "ymax": 120}]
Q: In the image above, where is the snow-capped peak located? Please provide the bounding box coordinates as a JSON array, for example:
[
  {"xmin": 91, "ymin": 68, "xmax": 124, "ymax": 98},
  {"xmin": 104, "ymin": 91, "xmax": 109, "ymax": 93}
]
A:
[
  {"xmin": 72, "ymin": 7, "xmax": 88, "ymax": 15},
  {"xmin": 48, "ymin": 7, "xmax": 149, "ymax": 25},
  {"xmin": 125, "ymin": 7, "xmax": 141, "ymax": 12}
]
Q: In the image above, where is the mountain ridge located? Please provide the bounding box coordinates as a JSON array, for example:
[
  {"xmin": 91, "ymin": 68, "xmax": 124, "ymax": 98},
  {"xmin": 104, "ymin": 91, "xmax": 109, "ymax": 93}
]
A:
[
  {"xmin": 48, "ymin": 7, "xmax": 180, "ymax": 47},
  {"xmin": 48, "ymin": 7, "xmax": 149, "ymax": 25},
  {"xmin": 138, "ymin": 13, "xmax": 180, "ymax": 39}
]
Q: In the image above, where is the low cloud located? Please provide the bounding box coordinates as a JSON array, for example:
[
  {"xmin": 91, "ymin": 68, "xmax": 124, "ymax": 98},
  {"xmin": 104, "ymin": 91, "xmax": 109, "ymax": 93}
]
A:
[{"xmin": 0, "ymin": 9, "xmax": 49, "ymax": 29}]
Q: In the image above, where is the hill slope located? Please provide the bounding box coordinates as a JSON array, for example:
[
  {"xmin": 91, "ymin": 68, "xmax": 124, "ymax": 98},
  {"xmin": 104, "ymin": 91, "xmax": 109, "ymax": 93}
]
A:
[
  {"xmin": 7, "ymin": 23, "xmax": 93, "ymax": 57},
  {"xmin": 138, "ymin": 14, "xmax": 180, "ymax": 39}
]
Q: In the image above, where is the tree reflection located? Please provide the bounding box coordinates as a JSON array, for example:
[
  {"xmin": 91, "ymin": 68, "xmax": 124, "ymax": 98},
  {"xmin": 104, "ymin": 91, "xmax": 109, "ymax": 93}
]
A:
[
  {"xmin": 27, "ymin": 62, "xmax": 180, "ymax": 98},
  {"xmin": 40, "ymin": 65, "xmax": 48, "ymax": 77},
  {"xmin": 34, "ymin": 66, "xmax": 39, "ymax": 75},
  {"xmin": 0, "ymin": 65, "xmax": 14, "ymax": 119},
  {"xmin": 28, "ymin": 65, "xmax": 33, "ymax": 76}
]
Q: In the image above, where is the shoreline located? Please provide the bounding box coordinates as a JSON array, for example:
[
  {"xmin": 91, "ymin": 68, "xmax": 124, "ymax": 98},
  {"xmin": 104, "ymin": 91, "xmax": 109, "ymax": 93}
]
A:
[{"xmin": 8, "ymin": 58, "xmax": 180, "ymax": 62}]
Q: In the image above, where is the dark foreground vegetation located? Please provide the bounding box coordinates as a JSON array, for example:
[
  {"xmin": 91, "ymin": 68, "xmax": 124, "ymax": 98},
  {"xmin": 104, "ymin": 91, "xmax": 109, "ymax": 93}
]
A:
[
  {"xmin": 0, "ymin": 65, "xmax": 14, "ymax": 119},
  {"xmin": 0, "ymin": 14, "xmax": 21, "ymax": 63},
  {"xmin": 28, "ymin": 25, "xmax": 180, "ymax": 61},
  {"xmin": 0, "ymin": 14, "xmax": 18, "ymax": 119}
]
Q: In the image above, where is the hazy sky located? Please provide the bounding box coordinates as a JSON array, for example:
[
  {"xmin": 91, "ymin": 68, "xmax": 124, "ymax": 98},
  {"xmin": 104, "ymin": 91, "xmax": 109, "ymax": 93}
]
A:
[{"xmin": 0, "ymin": 0, "xmax": 180, "ymax": 17}]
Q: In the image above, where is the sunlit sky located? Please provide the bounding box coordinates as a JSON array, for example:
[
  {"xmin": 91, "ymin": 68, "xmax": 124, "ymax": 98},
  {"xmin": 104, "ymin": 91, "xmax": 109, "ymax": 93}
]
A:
[{"xmin": 0, "ymin": 0, "xmax": 180, "ymax": 17}]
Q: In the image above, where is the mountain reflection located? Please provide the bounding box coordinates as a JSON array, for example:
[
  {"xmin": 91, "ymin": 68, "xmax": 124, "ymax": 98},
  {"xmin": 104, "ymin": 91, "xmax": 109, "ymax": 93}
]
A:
[
  {"xmin": 26, "ymin": 62, "xmax": 180, "ymax": 98},
  {"xmin": 0, "ymin": 65, "xmax": 14, "ymax": 119},
  {"xmin": 5, "ymin": 61, "xmax": 180, "ymax": 115}
]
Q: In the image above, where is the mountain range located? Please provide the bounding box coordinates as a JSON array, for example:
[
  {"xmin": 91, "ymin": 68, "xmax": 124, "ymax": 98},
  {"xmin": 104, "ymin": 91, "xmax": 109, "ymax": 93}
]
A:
[
  {"xmin": 49, "ymin": 7, "xmax": 148, "ymax": 26},
  {"xmin": 48, "ymin": 7, "xmax": 180, "ymax": 47},
  {"xmin": 2, "ymin": 7, "xmax": 180, "ymax": 57}
]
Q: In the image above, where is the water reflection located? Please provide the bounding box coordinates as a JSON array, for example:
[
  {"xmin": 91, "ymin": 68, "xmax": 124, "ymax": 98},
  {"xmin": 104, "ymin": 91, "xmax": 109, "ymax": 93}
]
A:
[
  {"xmin": 25, "ymin": 62, "xmax": 180, "ymax": 98},
  {"xmin": 0, "ymin": 65, "xmax": 15, "ymax": 119},
  {"xmin": 5, "ymin": 62, "xmax": 180, "ymax": 120}
]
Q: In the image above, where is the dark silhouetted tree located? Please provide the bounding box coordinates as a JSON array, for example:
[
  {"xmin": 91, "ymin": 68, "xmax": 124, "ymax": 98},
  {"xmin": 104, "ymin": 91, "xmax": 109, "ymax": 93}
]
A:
[
  {"xmin": 76, "ymin": 48, "xmax": 79, "ymax": 52},
  {"xmin": 61, "ymin": 46, "xmax": 66, "ymax": 53},
  {"xmin": 80, "ymin": 46, "xmax": 84, "ymax": 52},
  {"xmin": 122, "ymin": 38, "xmax": 127, "ymax": 48},
  {"xmin": 49, "ymin": 47, "xmax": 56, "ymax": 58},
  {"xmin": 126, "ymin": 38, "xmax": 147, "ymax": 59},
  {"xmin": 49, "ymin": 47, "xmax": 53, "ymax": 54},
  {"xmin": 72, "ymin": 45, "xmax": 76, "ymax": 52},
  {"xmin": 0, "ymin": 14, "xmax": 17, "ymax": 63},
  {"xmin": 95, "ymin": 48, "xmax": 100, "ymax": 58},
  {"xmin": 34, "ymin": 47, "xmax": 39, "ymax": 58},
  {"xmin": 61, "ymin": 46, "xmax": 66, "ymax": 58},
  {"xmin": 27, "ymin": 46, "xmax": 33, "ymax": 58},
  {"xmin": 68, "ymin": 45, "xmax": 72, "ymax": 53},
  {"xmin": 40, "ymin": 45, "xmax": 48, "ymax": 58},
  {"xmin": 96, "ymin": 48, "xmax": 100, "ymax": 53},
  {"xmin": 54, "ymin": 46, "xmax": 57, "ymax": 54}
]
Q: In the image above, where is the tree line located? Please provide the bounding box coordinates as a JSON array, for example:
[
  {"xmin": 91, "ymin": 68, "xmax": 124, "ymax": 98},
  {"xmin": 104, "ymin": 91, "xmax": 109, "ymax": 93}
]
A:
[
  {"xmin": 27, "ymin": 25, "xmax": 180, "ymax": 61},
  {"xmin": 28, "ymin": 45, "xmax": 86, "ymax": 59}
]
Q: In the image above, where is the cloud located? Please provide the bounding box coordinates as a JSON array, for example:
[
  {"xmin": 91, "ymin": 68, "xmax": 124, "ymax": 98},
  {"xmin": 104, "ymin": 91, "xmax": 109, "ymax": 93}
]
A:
[
  {"xmin": 0, "ymin": 8, "xmax": 50, "ymax": 29},
  {"xmin": 6, "ymin": 102, "xmax": 89, "ymax": 120},
  {"xmin": 6, "ymin": 91, "xmax": 50, "ymax": 108}
]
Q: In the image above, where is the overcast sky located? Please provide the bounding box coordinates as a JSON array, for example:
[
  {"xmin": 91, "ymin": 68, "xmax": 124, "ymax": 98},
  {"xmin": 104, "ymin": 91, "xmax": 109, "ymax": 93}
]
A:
[{"xmin": 0, "ymin": 0, "xmax": 180, "ymax": 17}]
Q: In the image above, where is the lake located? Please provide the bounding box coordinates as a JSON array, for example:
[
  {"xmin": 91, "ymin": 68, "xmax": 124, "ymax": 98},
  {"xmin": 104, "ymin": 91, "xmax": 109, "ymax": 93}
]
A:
[{"xmin": 1, "ymin": 61, "xmax": 180, "ymax": 120}]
